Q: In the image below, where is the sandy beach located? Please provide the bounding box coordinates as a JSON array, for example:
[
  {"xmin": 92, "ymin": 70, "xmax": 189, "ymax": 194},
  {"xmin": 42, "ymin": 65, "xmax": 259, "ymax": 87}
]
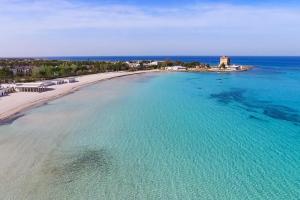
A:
[
  {"xmin": 0, "ymin": 70, "xmax": 158, "ymax": 122},
  {"xmin": 0, "ymin": 70, "xmax": 160, "ymax": 199}
]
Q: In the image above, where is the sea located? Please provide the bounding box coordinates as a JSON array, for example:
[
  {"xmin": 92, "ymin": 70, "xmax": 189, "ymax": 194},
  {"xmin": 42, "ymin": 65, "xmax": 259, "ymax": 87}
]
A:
[{"xmin": 0, "ymin": 56, "xmax": 299, "ymax": 199}]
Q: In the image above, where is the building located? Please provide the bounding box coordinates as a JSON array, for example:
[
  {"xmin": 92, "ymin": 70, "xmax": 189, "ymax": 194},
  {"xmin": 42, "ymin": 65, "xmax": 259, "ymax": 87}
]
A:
[
  {"xmin": 15, "ymin": 82, "xmax": 49, "ymax": 92},
  {"xmin": 148, "ymin": 61, "xmax": 158, "ymax": 66},
  {"xmin": 166, "ymin": 66, "xmax": 187, "ymax": 71},
  {"xmin": 126, "ymin": 61, "xmax": 141, "ymax": 68},
  {"xmin": 11, "ymin": 66, "xmax": 33, "ymax": 76},
  {"xmin": 219, "ymin": 56, "xmax": 231, "ymax": 67},
  {"xmin": 0, "ymin": 84, "xmax": 15, "ymax": 96},
  {"xmin": 236, "ymin": 66, "xmax": 245, "ymax": 71},
  {"xmin": 143, "ymin": 61, "xmax": 159, "ymax": 67},
  {"xmin": 52, "ymin": 79, "xmax": 65, "ymax": 85},
  {"xmin": 42, "ymin": 81, "xmax": 55, "ymax": 86},
  {"xmin": 65, "ymin": 77, "xmax": 76, "ymax": 83},
  {"xmin": 0, "ymin": 88, "xmax": 5, "ymax": 96}
]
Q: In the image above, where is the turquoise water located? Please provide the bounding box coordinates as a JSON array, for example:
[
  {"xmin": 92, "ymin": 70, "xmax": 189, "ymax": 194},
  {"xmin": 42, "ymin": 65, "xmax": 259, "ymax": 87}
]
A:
[{"xmin": 0, "ymin": 58, "xmax": 300, "ymax": 199}]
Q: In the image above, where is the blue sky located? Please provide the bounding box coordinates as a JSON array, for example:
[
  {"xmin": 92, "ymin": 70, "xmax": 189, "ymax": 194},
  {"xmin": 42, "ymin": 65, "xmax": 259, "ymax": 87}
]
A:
[{"xmin": 0, "ymin": 0, "xmax": 300, "ymax": 56}]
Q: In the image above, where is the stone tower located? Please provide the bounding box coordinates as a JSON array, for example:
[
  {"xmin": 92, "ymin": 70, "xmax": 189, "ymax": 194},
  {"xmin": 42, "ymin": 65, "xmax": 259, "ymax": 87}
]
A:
[{"xmin": 220, "ymin": 56, "xmax": 231, "ymax": 67}]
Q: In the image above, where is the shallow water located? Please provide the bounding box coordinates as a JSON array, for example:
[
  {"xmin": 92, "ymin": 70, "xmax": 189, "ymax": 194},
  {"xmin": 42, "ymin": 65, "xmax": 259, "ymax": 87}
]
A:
[{"xmin": 0, "ymin": 57, "xmax": 300, "ymax": 199}]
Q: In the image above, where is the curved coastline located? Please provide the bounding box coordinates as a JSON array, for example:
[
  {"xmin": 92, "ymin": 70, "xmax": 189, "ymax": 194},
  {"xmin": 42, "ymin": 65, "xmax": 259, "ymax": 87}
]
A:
[{"xmin": 0, "ymin": 70, "xmax": 160, "ymax": 123}]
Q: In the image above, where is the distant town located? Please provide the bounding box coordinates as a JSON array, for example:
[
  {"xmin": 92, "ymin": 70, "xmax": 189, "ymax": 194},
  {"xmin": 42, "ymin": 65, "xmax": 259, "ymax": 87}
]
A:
[{"xmin": 0, "ymin": 56, "xmax": 250, "ymax": 96}]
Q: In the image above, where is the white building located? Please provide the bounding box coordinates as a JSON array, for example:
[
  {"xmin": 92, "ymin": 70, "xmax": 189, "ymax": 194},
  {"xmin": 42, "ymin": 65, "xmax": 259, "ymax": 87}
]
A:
[
  {"xmin": 126, "ymin": 62, "xmax": 141, "ymax": 68},
  {"xmin": 42, "ymin": 81, "xmax": 55, "ymax": 86},
  {"xmin": 65, "ymin": 77, "xmax": 76, "ymax": 83},
  {"xmin": 11, "ymin": 66, "xmax": 33, "ymax": 76},
  {"xmin": 0, "ymin": 84, "xmax": 15, "ymax": 96},
  {"xmin": 0, "ymin": 88, "xmax": 5, "ymax": 96},
  {"xmin": 52, "ymin": 79, "xmax": 65, "ymax": 85},
  {"xmin": 144, "ymin": 61, "xmax": 159, "ymax": 67},
  {"xmin": 15, "ymin": 82, "xmax": 49, "ymax": 92},
  {"xmin": 166, "ymin": 66, "xmax": 187, "ymax": 71},
  {"xmin": 149, "ymin": 61, "xmax": 158, "ymax": 66}
]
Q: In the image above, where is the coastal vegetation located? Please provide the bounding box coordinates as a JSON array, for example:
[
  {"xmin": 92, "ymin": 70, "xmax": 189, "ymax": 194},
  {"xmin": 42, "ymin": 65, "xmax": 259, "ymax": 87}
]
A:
[
  {"xmin": 0, "ymin": 67, "xmax": 13, "ymax": 80},
  {"xmin": 0, "ymin": 59, "xmax": 134, "ymax": 82},
  {"xmin": 0, "ymin": 58, "xmax": 210, "ymax": 83}
]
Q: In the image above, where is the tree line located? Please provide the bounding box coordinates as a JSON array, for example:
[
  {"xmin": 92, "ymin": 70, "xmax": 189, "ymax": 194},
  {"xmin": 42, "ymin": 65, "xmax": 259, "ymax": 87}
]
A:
[{"xmin": 0, "ymin": 59, "xmax": 210, "ymax": 83}]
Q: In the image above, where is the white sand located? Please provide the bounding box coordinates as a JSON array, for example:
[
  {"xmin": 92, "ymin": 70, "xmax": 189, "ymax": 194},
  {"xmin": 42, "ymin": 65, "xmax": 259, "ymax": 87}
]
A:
[{"xmin": 0, "ymin": 70, "xmax": 158, "ymax": 121}]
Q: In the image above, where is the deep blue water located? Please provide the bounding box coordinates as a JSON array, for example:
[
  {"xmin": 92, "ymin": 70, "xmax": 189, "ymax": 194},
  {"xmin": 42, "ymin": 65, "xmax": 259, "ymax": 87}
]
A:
[{"xmin": 0, "ymin": 57, "xmax": 299, "ymax": 199}]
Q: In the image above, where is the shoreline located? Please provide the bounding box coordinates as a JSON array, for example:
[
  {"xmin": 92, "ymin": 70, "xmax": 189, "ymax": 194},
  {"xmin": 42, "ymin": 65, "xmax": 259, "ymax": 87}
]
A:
[
  {"xmin": 164, "ymin": 66, "xmax": 253, "ymax": 73},
  {"xmin": 187, "ymin": 66, "xmax": 253, "ymax": 73},
  {"xmin": 0, "ymin": 70, "xmax": 160, "ymax": 123}
]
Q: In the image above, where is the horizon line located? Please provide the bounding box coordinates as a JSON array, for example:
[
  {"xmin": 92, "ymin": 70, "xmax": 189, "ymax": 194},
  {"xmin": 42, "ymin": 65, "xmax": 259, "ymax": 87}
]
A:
[{"xmin": 1, "ymin": 55, "xmax": 300, "ymax": 59}]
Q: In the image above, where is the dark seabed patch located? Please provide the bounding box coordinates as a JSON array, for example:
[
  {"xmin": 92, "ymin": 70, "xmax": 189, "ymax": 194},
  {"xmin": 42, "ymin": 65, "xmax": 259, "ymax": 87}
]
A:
[
  {"xmin": 243, "ymin": 107, "xmax": 259, "ymax": 113},
  {"xmin": 210, "ymin": 88, "xmax": 300, "ymax": 124},
  {"xmin": 185, "ymin": 77, "xmax": 201, "ymax": 81},
  {"xmin": 132, "ymin": 74, "xmax": 158, "ymax": 83},
  {"xmin": 249, "ymin": 115, "xmax": 268, "ymax": 122},
  {"xmin": 263, "ymin": 106, "xmax": 300, "ymax": 124},
  {"xmin": 44, "ymin": 149, "xmax": 113, "ymax": 184},
  {"xmin": 210, "ymin": 88, "xmax": 246, "ymax": 104},
  {"xmin": 249, "ymin": 115, "xmax": 260, "ymax": 120}
]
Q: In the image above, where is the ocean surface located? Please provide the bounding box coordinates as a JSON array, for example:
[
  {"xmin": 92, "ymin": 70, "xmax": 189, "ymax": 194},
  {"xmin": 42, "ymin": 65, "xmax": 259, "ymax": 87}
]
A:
[{"xmin": 0, "ymin": 57, "xmax": 300, "ymax": 199}]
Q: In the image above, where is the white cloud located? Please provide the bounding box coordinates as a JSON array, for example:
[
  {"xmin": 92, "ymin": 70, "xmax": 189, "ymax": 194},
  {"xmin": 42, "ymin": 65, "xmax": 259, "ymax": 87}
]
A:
[
  {"xmin": 0, "ymin": 0, "xmax": 299, "ymax": 56},
  {"xmin": 1, "ymin": 0, "xmax": 299, "ymax": 30}
]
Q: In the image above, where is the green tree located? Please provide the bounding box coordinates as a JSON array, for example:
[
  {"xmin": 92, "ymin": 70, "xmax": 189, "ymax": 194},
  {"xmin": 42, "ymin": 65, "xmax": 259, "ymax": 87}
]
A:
[{"xmin": 0, "ymin": 67, "xmax": 13, "ymax": 82}]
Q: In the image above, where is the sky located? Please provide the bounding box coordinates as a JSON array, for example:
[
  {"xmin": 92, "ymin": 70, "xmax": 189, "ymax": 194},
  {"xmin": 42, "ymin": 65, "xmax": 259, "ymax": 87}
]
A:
[{"xmin": 0, "ymin": 0, "xmax": 300, "ymax": 57}]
